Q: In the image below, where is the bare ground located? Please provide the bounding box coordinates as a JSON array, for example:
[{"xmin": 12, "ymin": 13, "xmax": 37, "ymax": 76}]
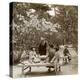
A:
[{"xmin": 12, "ymin": 48, "xmax": 78, "ymax": 78}]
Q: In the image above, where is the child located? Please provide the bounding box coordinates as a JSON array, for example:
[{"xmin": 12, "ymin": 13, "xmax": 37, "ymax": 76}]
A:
[{"xmin": 63, "ymin": 46, "xmax": 71, "ymax": 63}]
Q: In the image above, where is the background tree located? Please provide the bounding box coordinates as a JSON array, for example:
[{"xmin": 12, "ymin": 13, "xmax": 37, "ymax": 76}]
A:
[
  {"xmin": 52, "ymin": 5, "xmax": 78, "ymax": 48},
  {"xmin": 11, "ymin": 3, "xmax": 78, "ymax": 64}
]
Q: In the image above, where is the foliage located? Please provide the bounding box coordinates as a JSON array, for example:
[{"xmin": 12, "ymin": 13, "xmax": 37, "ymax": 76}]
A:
[
  {"xmin": 11, "ymin": 3, "xmax": 78, "ymax": 64},
  {"xmin": 52, "ymin": 5, "xmax": 78, "ymax": 46}
]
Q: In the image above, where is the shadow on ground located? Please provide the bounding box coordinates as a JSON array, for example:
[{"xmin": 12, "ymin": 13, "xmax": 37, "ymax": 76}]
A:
[{"xmin": 24, "ymin": 71, "xmax": 56, "ymax": 77}]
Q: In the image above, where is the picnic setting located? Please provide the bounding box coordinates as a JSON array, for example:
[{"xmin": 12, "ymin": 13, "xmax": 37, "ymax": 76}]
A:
[{"xmin": 10, "ymin": 2, "xmax": 78, "ymax": 78}]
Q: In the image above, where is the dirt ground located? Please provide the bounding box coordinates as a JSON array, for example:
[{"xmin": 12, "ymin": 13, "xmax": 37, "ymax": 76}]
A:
[{"xmin": 12, "ymin": 48, "xmax": 78, "ymax": 78}]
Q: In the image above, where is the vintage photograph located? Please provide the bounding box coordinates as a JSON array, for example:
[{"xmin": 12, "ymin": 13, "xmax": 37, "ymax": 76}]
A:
[{"xmin": 10, "ymin": 2, "xmax": 78, "ymax": 78}]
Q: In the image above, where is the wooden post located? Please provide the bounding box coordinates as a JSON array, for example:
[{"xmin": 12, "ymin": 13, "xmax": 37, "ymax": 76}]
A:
[{"xmin": 22, "ymin": 65, "xmax": 24, "ymax": 76}]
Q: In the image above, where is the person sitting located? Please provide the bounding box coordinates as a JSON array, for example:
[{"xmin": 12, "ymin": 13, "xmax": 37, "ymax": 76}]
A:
[
  {"xmin": 63, "ymin": 46, "xmax": 71, "ymax": 63},
  {"xmin": 29, "ymin": 47, "xmax": 40, "ymax": 63}
]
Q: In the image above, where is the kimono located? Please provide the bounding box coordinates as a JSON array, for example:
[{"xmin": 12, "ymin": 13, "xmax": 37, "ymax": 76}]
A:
[
  {"xmin": 38, "ymin": 41, "xmax": 48, "ymax": 55},
  {"xmin": 50, "ymin": 51, "xmax": 61, "ymax": 71}
]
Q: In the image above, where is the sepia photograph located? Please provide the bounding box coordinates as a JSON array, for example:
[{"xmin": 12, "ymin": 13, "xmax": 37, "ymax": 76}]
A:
[{"xmin": 9, "ymin": 2, "xmax": 78, "ymax": 78}]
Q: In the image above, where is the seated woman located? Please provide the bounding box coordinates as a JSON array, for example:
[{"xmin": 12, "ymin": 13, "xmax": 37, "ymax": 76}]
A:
[{"xmin": 29, "ymin": 47, "xmax": 40, "ymax": 63}]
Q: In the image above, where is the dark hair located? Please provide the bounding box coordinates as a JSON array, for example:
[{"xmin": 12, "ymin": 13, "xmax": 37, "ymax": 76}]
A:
[
  {"xmin": 49, "ymin": 44, "xmax": 54, "ymax": 48},
  {"xmin": 30, "ymin": 47, "xmax": 33, "ymax": 50},
  {"xmin": 54, "ymin": 48, "xmax": 59, "ymax": 52}
]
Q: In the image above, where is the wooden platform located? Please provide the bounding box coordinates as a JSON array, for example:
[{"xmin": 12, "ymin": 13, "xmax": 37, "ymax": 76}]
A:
[{"xmin": 17, "ymin": 60, "xmax": 56, "ymax": 75}]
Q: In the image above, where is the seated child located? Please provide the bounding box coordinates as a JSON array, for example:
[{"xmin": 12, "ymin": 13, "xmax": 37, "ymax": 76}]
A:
[{"xmin": 63, "ymin": 46, "xmax": 71, "ymax": 63}]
